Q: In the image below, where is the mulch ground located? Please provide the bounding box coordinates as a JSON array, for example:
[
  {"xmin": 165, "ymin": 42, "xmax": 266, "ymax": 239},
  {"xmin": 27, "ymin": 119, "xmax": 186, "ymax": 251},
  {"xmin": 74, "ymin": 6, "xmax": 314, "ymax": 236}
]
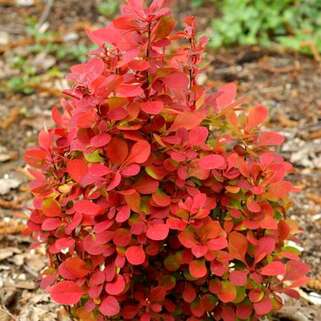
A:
[{"xmin": 0, "ymin": 1, "xmax": 320, "ymax": 320}]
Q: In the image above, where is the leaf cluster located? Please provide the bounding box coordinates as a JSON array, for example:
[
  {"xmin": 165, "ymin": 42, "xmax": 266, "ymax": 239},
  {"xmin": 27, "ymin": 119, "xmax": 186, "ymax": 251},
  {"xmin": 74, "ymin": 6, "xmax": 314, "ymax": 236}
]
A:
[
  {"xmin": 210, "ymin": 0, "xmax": 321, "ymax": 55},
  {"xmin": 25, "ymin": 1, "xmax": 309, "ymax": 321}
]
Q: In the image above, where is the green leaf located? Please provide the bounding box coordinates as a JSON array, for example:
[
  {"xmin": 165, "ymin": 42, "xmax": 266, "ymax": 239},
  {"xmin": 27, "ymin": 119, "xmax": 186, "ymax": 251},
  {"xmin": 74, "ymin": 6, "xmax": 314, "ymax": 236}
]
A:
[{"xmin": 84, "ymin": 150, "xmax": 104, "ymax": 163}]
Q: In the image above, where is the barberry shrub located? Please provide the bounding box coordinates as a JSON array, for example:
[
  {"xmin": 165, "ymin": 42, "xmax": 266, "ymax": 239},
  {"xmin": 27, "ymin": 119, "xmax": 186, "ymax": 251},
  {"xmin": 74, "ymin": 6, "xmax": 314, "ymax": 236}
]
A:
[{"xmin": 25, "ymin": 1, "xmax": 309, "ymax": 320}]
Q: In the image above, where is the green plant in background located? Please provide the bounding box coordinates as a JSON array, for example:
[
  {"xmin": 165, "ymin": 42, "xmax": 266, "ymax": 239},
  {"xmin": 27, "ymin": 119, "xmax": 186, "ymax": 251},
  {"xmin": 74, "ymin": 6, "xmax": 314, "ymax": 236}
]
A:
[
  {"xmin": 26, "ymin": 18, "xmax": 93, "ymax": 63},
  {"xmin": 192, "ymin": 0, "xmax": 205, "ymax": 7},
  {"xmin": 6, "ymin": 56, "xmax": 38, "ymax": 94},
  {"xmin": 3, "ymin": 18, "xmax": 95, "ymax": 95},
  {"xmin": 97, "ymin": 0, "xmax": 119, "ymax": 17},
  {"xmin": 210, "ymin": 0, "xmax": 321, "ymax": 55}
]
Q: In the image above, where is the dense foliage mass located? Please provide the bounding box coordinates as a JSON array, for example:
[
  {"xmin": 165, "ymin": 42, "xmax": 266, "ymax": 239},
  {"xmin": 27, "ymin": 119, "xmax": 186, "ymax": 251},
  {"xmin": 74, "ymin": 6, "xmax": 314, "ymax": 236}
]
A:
[
  {"xmin": 25, "ymin": 1, "xmax": 309, "ymax": 320},
  {"xmin": 210, "ymin": 0, "xmax": 321, "ymax": 55}
]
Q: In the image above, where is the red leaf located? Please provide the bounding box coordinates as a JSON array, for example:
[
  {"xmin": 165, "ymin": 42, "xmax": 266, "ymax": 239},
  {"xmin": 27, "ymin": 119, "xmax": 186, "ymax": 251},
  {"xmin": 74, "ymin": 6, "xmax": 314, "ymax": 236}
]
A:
[
  {"xmin": 89, "ymin": 271, "xmax": 105, "ymax": 286},
  {"xmin": 253, "ymin": 296, "xmax": 272, "ymax": 316},
  {"xmin": 53, "ymin": 238, "xmax": 75, "ymax": 253},
  {"xmin": 67, "ymin": 159, "xmax": 88, "ymax": 183},
  {"xmin": 113, "ymin": 16, "xmax": 137, "ymax": 30},
  {"xmin": 105, "ymin": 275, "xmax": 126, "ymax": 295},
  {"xmin": 221, "ymin": 305, "xmax": 236, "ymax": 321},
  {"xmin": 90, "ymin": 133, "xmax": 111, "ymax": 147},
  {"xmin": 124, "ymin": 191, "xmax": 141, "ymax": 213},
  {"xmin": 83, "ymin": 235, "xmax": 110, "ymax": 255},
  {"xmin": 249, "ymin": 289, "xmax": 264, "ymax": 303},
  {"xmin": 123, "ymin": 304, "xmax": 139, "ymax": 319},
  {"xmin": 87, "ymin": 24, "xmax": 125, "ymax": 48},
  {"xmin": 52, "ymin": 106, "xmax": 63, "ymax": 126},
  {"xmin": 50, "ymin": 281, "xmax": 83, "ymax": 305},
  {"xmin": 236, "ymin": 303, "xmax": 252, "ymax": 319},
  {"xmin": 113, "ymin": 228, "xmax": 131, "ymax": 247},
  {"xmin": 24, "ymin": 148, "xmax": 47, "ymax": 168},
  {"xmin": 128, "ymin": 59, "xmax": 150, "ymax": 71},
  {"xmin": 189, "ymin": 126, "xmax": 208, "ymax": 146},
  {"xmin": 190, "ymin": 300, "xmax": 205, "ymax": 318},
  {"xmin": 125, "ymin": 246, "xmax": 145, "ymax": 265},
  {"xmin": 178, "ymin": 229, "xmax": 196, "ymax": 249},
  {"xmin": 116, "ymin": 206, "xmax": 130, "ymax": 223},
  {"xmin": 94, "ymin": 220, "xmax": 113, "ymax": 233},
  {"xmin": 257, "ymin": 131, "xmax": 285, "ymax": 146},
  {"xmin": 89, "ymin": 164, "xmax": 111, "ymax": 177},
  {"xmin": 215, "ymin": 83, "xmax": 237, "ymax": 111},
  {"xmin": 133, "ymin": 176, "xmax": 159, "ymax": 194},
  {"xmin": 218, "ymin": 281, "xmax": 237, "ymax": 303},
  {"xmin": 192, "ymin": 245, "xmax": 208, "ymax": 258},
  {"xmin": 246, "ymin": 198, "xmax": 261, "ymax": 213},
  {"xmin": 82, "ymin": 164, "xmax": 112, "ymax": 185},
  {"xmin": 42, "ymin": 198, "xmax": 62, "ymax": 217},
  {"xmin": 140, "ymin": 101, "xmax": 164, "ymax": 115},
  {"xmin": 152, "ymin": 189, "xmax": 171, "ymax": 207},
  {"xmin": 154, "ymin": 15, "xmax": 176, "ymax": 39},
  {"xmin": 41, "ymin": 218, "xmax": 61, "ymax": 231},
  {"xmin": 189, "ymin": 260, "xmax": 207, "ymax": 279},
  {"xmin": 74, "ymin": 200, "xmax": 103, "ymax": 216},
  {"xmin": 183, "ymin": 283, "xmax": 196, "ymax": 303},
  {"xmin": 163, "ymin": 72, "xmax": 189, "ymax": 92},
  {"xmin": 266, "ymin": 181, "xmax": 293, "ymax": 199},
  {"xmin": 99, "ymin": 295, "xmax": 120, "ymax": 317},
  {"xmin": 68, "ymin": 58, "xmax": 104, "ymax": 84},
  {"xmin": 75, "ymin": 110, "xmax": 97, "ymax": 128},
  {"xmin": 255, "ymin": 236, "xmax": 275, "ymax": 264},
  {"xmin": 38, "ymin": 130, "xmax": 51, "ymax": 149},
  {"xmin": 117, "ymin": 83, "xmax": 144, "ymax": 97},
  {"xmin": 108, "ymin": 107, "xmax": 128, "ymax": 121},
  {"xmin": 146, "ymin": 223, "xmax": 169, "ymax": 241},
  {"xmin": 106, "ymin": 137, "xmax": 128, "ymax": 165},
  {"xmin": 125, "ymin": 140, "xmax": 151, "ymax": 164},
  {"xmin": 260, "ymin": 261, "xmax": 286, "ymax": 276},
  {"xmin": 207, "ymin": 237, "xmax": 228, "ymax": 251},
  {"xmin": 228, "ymin": 231, "xmax": 248, "ymax": 262},
  {"xmin": 199, "ymin": 155, "xmax": 226, "ymax": 170},
  {"xmin": 246, "ymin": 104, "xmax": 268, "ymax": 131},
  {"xmin": 229, "ymin": 270, "xmax": 248, "ymax": 286},
  {"xmin": 58, "ymin": 257, "xmax": 90, "ymax": 279},
  {"xmin": 121, "ymin": 164, "xmax": 141, "ymax": 177},
  {"xmin": 170, "ymin": 111, "xmax": 206, "ymax": 132},
  {"xmin": 285, "ymin": 260, "xmax": 310, "ymax": 281},
  {"xmin": 107, "ymin": 171, "xmax": 122, "ymax": 191}
]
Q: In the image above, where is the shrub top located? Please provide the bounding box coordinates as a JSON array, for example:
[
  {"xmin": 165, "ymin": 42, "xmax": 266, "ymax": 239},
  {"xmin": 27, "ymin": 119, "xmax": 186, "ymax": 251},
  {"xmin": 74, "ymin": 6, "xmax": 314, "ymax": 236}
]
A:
[{"xmin": 25, "ymin": 1, "xmax": 309, "ymax": 321}]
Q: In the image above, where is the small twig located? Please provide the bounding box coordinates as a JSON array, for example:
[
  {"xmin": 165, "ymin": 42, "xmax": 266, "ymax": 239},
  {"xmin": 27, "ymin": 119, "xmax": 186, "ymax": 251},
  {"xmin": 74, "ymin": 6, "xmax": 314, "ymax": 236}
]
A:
[
  {"xmin": 258, "ymin": 60, "xmax": 300, "ymax": 74},
  {"xmin": 0, "ymin": 25, "xmax": 25, "ymax": 35},
  {"xmin": 0, "ymin": 222, "xmax": 25, "ymax": 235},
  {"xmin": 0, "ymin": 107, "xmax": 21, "ymax": 129},
  {"xmin": 0, "ymin": 198, "xmax": 23, "ymax": 210},
  {"xmin": 37, "ymin": 0, "xmax": 54, "ymax": 30},
  {"xmin": 30, "ymin": 83, "xmax": 62, "ymax": 97},
  {"xmin": 301, "ymin": 40, "xmax": 321, "ymax": 63},
  {"xmin": 297, "ymin": 121, "xmax": 321, "ymax": 131},
  {"xmin": 65, "ymin": 306, "xmax": 77, "ymax": 321},
  {"xmin": 22, "ymin": 265, "xmax": 39, "ymax": 278},
  {"xmin": 306, "ymin": 193, "xmax": 321, "ymax": 206},
  {"xmin": 0, "ymin": 36, "xmax": 63, "ymax": 54},
  {"xmin": 307, "ymin": 128, "xmax": 321, "ymax": 140},
  {"xmin": 273, "ymin": 308, "xmax": 309, "ymax": 321},
  {"xmin": 0, "ymin": 305, "xmax": 17, "ymax": 321},
  {"xmin": 0, "ymin": 0, "xmax": 15, "ymax": 5}
]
